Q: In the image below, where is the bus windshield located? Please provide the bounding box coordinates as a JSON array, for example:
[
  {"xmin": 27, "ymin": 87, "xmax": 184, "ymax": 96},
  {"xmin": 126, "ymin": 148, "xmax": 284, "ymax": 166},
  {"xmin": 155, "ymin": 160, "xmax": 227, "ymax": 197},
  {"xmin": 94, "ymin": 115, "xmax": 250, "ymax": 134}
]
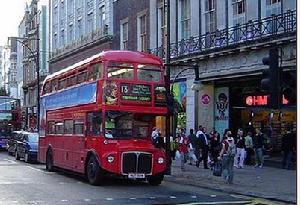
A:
[{"xmin": 104, "ymin": 111, "xmax": 160, "ymax": 139}]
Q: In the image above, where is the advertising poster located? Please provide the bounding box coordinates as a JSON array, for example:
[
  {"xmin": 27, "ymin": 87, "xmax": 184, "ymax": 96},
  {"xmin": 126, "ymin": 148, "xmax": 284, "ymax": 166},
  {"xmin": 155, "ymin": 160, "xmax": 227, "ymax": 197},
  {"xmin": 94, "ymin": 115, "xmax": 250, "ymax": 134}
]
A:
[
  {"xmin": 214, "ymin": 87, "xmax": 229, "ymax": 138},
  {"xmin": 172, "ymin": 81, "xmax": 187, "ymax": 112}
]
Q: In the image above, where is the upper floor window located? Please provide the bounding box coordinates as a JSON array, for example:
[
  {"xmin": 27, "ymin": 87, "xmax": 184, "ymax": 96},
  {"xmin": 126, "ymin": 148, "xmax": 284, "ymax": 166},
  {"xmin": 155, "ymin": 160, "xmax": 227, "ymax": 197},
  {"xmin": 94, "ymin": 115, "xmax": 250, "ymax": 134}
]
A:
[
  {"xmin": 266, "ymin": 0, "xmax": 281, "ymax": 16},
  {"xmin": 138, "ymin": 13, "xmax": 147, "ymax": 52},
  {"xmin": 267, "ymin": 0, "xmax": 281, "ymax": 5},
  {"xmin": 99, "ymin": 5, "xmax": 106, "ymax": 29},
  {"xmin": 232, "ymin": 0, "xmax": 245, "ymax": 15},
  {"xmin": 181, "ymin": 0, "xmax": 191, "ymax": 40},
  {"xmin": 204, "ymin": 0, "xmax": 216, "ymax": 33},
  {"xmin": 120, "ymin": 21, "xmax": 128, "ymax": 50}
]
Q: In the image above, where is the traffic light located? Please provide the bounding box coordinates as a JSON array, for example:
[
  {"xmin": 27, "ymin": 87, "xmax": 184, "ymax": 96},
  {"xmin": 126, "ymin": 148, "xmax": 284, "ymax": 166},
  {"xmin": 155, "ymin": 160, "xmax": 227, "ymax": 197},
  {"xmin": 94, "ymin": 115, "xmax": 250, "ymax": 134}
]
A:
[
  {"xmin": 261, "ymin": 48, "xmax": 281, "ymax": 109},
  {"xmin": 166, "ymin": 92, "xmax": 175, "ymax": 114},
  {"xmin": 282, "ymin": 71, "xmax": 296, "ymax": 104}
]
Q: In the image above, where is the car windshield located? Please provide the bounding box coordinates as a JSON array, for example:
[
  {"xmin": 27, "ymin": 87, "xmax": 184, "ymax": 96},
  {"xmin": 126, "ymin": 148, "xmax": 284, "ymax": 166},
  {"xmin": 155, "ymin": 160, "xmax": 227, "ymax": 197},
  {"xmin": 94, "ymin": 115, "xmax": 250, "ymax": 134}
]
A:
[
  {"xmin": 28, "ymin": 134, "xmax": 39, "ymax": 143},
  {"xmin": 105, "ymin": 111, "xmax": 163, "ymax": 139}
]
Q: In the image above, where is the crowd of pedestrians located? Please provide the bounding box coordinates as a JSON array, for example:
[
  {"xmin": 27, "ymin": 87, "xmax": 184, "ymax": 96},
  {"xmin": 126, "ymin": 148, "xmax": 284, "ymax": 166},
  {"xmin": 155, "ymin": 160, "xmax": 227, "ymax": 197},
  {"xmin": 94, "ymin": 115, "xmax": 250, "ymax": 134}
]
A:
[{"xmin": 163, "ymin": 124, "xmax": 296, "ymax": 184}]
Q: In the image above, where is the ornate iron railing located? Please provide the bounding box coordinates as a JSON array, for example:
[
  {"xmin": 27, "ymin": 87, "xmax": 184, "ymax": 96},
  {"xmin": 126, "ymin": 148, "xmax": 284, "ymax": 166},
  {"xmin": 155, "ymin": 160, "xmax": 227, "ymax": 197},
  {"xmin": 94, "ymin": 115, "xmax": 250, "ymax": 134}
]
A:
[{"xmin": 149, "ymin": 10, "xmax": 296, "ymax": 59}]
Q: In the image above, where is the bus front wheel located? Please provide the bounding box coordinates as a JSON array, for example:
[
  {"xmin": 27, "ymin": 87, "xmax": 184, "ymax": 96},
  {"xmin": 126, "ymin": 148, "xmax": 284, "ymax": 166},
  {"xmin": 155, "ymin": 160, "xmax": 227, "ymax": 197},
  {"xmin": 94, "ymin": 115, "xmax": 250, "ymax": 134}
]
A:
[
  {"xmin": 86, "ymin": 155, "xmax": 104, "ymax": 186},
  {"xmin": 148, "ymin": 173, "xmax": 164, "ymax": 186},
  {"xmin": 46, "ymin": 150, "xmax": 54, "ymax": 172}
]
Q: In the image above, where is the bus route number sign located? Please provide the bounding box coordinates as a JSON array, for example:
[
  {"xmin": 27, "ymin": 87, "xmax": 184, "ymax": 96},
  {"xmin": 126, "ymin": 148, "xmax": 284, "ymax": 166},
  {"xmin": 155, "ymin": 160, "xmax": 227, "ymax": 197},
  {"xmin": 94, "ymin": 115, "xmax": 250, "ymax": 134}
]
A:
[{"xmin": 120, "ymin": 84, "xmax": 151, "ymax": 102}]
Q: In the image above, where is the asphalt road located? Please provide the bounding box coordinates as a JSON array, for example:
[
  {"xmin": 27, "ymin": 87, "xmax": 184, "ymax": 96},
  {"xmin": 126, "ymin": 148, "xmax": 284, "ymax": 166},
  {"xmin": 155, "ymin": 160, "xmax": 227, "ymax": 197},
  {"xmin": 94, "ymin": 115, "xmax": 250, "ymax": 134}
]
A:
[{"xmin": 0, "ymin": 151, "xmax": 280, "ymax": 205}]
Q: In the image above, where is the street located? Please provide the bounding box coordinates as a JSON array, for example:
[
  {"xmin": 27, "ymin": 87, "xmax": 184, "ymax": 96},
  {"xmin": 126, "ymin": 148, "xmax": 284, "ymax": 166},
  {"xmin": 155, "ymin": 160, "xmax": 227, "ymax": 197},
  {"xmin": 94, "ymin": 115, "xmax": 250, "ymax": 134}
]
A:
[{"xmin": 0, "ymin": 151, "xmax": 289, "ymax": 205}]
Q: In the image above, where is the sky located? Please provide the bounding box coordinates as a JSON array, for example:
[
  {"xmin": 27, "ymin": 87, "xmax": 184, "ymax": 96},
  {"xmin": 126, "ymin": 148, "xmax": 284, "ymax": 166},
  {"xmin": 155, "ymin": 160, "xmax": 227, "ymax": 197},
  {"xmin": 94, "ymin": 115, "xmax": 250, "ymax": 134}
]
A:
[{"xmin": 0, "ymin": 0, "xmax": 31, "ymax": 46}]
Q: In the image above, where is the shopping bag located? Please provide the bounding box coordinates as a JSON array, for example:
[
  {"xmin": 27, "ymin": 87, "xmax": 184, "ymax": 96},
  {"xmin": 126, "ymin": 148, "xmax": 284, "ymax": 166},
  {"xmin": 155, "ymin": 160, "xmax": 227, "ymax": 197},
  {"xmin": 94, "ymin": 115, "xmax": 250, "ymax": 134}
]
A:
[{"xmin": 213, "ymin": 161, "xmax": 222, "ymax": 176}]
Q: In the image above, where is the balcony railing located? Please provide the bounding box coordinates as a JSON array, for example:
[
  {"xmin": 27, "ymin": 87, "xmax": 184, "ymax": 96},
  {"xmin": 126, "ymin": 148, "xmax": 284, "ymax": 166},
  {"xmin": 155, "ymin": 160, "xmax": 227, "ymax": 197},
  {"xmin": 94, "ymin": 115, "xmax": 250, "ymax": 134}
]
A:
[{"xmin": 150, "ymin": 10, "xmax": 296, "ymax": 59}]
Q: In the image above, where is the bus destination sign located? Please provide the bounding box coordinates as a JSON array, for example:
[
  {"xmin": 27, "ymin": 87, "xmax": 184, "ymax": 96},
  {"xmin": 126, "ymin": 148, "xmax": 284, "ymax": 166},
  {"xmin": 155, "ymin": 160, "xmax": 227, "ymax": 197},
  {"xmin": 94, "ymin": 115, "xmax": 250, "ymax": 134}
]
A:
[{"xmin": 120, "ymin": 84, "xmax": 151, "ymax": 102}]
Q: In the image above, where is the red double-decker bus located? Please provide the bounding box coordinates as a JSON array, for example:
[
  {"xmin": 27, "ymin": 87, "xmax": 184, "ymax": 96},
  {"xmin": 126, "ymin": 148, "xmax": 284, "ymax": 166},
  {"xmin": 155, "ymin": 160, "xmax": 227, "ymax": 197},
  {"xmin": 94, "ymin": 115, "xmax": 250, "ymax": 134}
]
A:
[
  {"xmin": 0, "ymin": 96, "xmax": 21, "ymax": 149},
  {"xmin": 38, "ymin": 50, "xmax": 168, "ymax": 185}
]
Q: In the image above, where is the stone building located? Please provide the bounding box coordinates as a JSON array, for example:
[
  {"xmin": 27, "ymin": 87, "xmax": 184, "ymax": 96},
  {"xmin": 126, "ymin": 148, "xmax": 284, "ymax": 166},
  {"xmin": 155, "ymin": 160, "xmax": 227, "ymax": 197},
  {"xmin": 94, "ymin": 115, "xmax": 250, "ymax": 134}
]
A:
[
  {"xmin": 49, "ymin": 0, "xmax": 114, "ymax": 73},
  {"xmin": 150, "ymin": 0, "xmax": 296, "ymax": 152}
]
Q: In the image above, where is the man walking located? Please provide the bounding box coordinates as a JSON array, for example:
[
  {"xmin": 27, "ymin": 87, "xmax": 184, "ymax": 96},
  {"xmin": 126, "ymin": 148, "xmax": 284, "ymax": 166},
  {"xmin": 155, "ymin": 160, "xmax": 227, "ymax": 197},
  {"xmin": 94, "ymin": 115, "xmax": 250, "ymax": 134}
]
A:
[
  {"xmin": 253, "ymin": 128, "xmax": 264, "ymax": 168},
  {"xmin": 244, "ymin": 131, "xmax": 254, "ymax": 165},
  {"xmin": 197, "ymin": 127, "xmax": 209, "ymax": 169},
  {"xmin": 281, "ymin": 125, "xmax": 296, "ymax": 170},
  {"xmin": 234, "ymin": 128, "xmax": 246, "ymax": 168}
]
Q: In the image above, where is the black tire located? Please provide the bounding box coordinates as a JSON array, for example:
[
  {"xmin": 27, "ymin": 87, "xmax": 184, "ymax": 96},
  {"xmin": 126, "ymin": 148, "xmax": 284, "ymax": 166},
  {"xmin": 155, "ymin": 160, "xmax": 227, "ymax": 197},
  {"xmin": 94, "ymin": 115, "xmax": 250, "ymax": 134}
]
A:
[
  {"xmin": 15, "ymin": 150, "xmax": 20, "ymax": 160},
  {"xmin": 148, "ymin": 174, "xmax": 164, "ymax": 186},
  {"xmin": 86, "ymin": 155, "xmax": 104, "ymax": 186},
  {"xmin": 46, "ymin": 150, "xmax": 54, "ymax": 172}
]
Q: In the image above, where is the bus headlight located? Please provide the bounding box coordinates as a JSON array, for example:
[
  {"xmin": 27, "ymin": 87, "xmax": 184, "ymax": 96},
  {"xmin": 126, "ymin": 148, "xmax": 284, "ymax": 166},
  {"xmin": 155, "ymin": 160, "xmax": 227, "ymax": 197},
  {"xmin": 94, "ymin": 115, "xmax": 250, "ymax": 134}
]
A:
[
  {"xmin": 158, "ymin": 157, "xmax": 164, "ymax": 164},
  {"xmin": 107, "ymin": 155, "xmax": 114, "ymax": 163}
]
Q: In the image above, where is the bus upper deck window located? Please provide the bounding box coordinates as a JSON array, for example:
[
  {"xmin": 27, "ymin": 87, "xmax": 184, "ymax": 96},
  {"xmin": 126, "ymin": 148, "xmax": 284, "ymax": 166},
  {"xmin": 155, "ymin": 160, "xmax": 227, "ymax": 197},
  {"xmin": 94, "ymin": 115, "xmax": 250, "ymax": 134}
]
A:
[
  {"xmin": 137, "ymin": 64, "xmax": 162, "ymax": 82},
  {"xmin": 89, "ymin": 63, "xmax": 103, "ymax": 81},
  {"xmin": 107, "ymin": 62, "xmax": 134, "ymax": 79}
]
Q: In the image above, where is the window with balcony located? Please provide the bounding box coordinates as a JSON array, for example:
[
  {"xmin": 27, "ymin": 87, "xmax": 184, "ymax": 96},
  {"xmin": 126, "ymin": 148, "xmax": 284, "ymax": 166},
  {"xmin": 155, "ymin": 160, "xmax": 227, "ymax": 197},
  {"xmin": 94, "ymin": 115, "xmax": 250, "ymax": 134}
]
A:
[
  {"xmin": 87, "ymin": 13, "xmax": 94, "ymax": 34},
  {"xmin": 99, "ymin": 5, "xmax": 106, "ymax": 29},
  {"xmin": 120, "ymin": 21, "xmax": 128, "ymax": 50},
  {"xmin": 204, "ymin": 0, "xmax": 216, "ymax": 33},
  {"xmin": 266, "ymin": 0, "xmax": 281, "ymax": 16},
  {"xmin": 76, "ymin": 19, "xmax": 82, "ymax": 38},
  {"xmin": 181, "ymin": 0, "xmax": 191, "ymax": 40},
  {"xmin": 159, "ymin": 4, "xmax": 165, "ymax": 48},
  {"xmin": 138, "ymin": 13, "xmax": 147, "ymax": 52}
]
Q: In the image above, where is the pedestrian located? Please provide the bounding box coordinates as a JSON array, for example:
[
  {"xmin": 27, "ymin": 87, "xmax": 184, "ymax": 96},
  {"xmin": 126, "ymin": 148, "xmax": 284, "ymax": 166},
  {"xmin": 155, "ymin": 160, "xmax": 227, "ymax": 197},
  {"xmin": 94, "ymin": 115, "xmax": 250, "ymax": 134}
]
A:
[
  {"xmin": 187, "ymin": 129, "xmax": 198, "ymax": 165},
  {"xmin": 244, "ymin": 131, "xmax": 254, "ymax": 165},
  {"xmin": 210, "ymin": 131, "xmax": 222, "ymax": 168},
  {"xmin": 197, "ymin": 127, "xmax": 209, "ymax": 169},
  {"xmin": 253, "ymin": 128, "xmax": 264, "ymax": 168},
  {"xmin": 195, "ymin": 125, "xmax": 203, "ymax": 167},
  {"xmin": 218, "ymin": 131, "xmax": 236, "ymax": 184},
  {"xmin": 178, "ymin": 130, "xmax": 189, "ymax": 171},
  {"xmin": 281, "ymin": 125, "xmax": 296, "ymax": 170},
  {"xmin": 234, "ymin": 128, "xmax": 246, "ymax": 168}
]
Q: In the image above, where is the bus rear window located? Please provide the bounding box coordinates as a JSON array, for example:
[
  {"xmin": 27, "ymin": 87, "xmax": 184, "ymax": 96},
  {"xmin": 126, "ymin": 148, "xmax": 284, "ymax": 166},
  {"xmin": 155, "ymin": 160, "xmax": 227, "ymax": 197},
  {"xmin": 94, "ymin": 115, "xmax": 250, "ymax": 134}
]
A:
[
  {"xmin": 137, "ymin": 64, "xmax": 162, "ymax": 82},
  {"xmin": 107, "ymin": 62, "xmax": 134, "ymax": 79}
]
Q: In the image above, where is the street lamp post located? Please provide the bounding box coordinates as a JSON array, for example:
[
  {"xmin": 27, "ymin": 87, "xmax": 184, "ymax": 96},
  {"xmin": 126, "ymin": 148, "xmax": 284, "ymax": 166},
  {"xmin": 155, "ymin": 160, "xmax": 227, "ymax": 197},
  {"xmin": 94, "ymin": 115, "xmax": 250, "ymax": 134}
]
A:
[{"xmin": 9, "ymin": 35, "xmax": 40, "ymax": 132}]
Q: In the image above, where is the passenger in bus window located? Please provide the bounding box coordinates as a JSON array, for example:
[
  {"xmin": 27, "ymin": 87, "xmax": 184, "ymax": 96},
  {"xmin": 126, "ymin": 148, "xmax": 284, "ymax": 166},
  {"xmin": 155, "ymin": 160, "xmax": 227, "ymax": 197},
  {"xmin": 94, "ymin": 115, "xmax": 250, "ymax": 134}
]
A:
[{"xmin": 92, "ymin": 122, "xmax": 102, "ymax": 135}]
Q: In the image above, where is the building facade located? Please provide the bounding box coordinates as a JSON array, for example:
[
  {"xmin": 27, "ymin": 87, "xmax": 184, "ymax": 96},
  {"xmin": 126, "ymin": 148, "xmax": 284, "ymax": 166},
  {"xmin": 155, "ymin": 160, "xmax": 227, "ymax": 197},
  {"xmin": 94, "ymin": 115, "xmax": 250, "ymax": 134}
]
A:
[
  {"xmin": 7, "ymin": 38, "xmax": 18, "ymax": 98},
  {"xmin": 150, "ymin": 0, "xmax": 296, "ymax": 152},
  {"xmin": 49, "ymin": 0, "xmax": 114, "ymax": 74},
  {"xmin": 20, "ymin": 0, "xmax": 49, "ymax": 130},
  {"xmin": 0, "ymin": 46, "xmax": 4, "ymax": 88}
]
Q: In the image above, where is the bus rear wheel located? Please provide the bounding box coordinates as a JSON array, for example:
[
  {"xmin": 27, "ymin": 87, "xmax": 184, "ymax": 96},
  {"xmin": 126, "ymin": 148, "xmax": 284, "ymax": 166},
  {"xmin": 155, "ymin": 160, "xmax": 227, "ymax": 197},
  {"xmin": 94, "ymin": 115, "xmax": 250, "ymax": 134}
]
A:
[
  {"xmin": 86, "ymin": 155, "xmax": 104, "ymax": 186},
  {"xmin": 148, "ymin": 173, "xmax": 164, "ymax": 186},
  {"xmin": 46, "ymin": 150, "xmax": 54, "ymax": 172}
]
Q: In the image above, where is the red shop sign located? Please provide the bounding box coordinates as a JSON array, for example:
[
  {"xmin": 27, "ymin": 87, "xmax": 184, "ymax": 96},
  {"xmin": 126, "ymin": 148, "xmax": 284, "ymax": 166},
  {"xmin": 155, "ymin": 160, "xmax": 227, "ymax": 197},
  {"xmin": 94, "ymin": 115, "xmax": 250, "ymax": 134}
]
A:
[{"xmin": 245, "ymin": 95, "xmax": 288, "ymax": 106}]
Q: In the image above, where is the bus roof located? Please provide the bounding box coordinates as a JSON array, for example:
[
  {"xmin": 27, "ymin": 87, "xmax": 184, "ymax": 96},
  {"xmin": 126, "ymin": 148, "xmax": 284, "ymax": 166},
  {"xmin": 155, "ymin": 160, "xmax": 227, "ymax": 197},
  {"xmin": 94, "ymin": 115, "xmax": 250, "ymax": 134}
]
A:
[{"xmin": 44, "ymin": 50, "xmax": 163, "ymax": 83}]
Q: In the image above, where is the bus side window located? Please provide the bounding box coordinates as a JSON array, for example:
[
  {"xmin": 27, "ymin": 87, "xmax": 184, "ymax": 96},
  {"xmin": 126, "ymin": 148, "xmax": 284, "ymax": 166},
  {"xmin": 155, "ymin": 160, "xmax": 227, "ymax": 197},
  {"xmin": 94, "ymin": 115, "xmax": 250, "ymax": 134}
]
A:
[
  {"xmin": 89, "ymin": 63, "xmax": 103, "ymax": 81},
  {"xmin": 68, "ymin": 75, "xmax": 77, "ymax": 87},
  {"xmin": 52, "ymin": 79, "xmax": 58, "ymax": 92},
  {"xmin": 74, "ymin": 120, "xmax": 84, "ymax": 135},
  {"xmin": 64, "ymin": 120, "xmax": 74, "ymax": 134},
  {"xmin": 48, "ymin": 121, "xmax": 55, "ymax": 134},
  {"xmin": 55, "ymin": 122, "xmax": 64, "ymax": 134},
  {"xmin": 58, "ymin": 79, "xmax": 66, "ymax": 90},
  {"xmin": 87, "ymin": 112, "xmax": 102, "ymax": 136},
  {"xmin": 78, "ymin": 71, "xmax": 87, "ymax": 84}
]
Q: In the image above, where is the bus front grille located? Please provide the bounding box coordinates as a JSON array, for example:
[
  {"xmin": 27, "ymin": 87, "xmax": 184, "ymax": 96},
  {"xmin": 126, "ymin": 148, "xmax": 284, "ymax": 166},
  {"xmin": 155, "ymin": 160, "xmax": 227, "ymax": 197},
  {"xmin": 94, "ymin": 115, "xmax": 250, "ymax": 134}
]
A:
[{"xmin": 122, "ymin": 152, "xmax": 152, "ymax": 174}]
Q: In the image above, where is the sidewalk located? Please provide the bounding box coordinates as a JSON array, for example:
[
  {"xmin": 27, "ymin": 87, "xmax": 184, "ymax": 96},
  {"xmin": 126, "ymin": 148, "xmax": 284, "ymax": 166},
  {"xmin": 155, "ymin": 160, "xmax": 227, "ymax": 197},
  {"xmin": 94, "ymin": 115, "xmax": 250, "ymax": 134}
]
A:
[{"xmin": 164, "ymin": 159, "xmax": 296, "ymax": 204}]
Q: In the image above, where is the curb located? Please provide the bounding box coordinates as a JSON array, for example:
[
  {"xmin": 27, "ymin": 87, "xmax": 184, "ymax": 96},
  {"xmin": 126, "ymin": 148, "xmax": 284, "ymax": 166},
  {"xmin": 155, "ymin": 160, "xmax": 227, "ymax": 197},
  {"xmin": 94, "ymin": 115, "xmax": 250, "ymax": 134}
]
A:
[{"xmin": 164, "ymin": 176, "xmax": 296, "ymax": 204}]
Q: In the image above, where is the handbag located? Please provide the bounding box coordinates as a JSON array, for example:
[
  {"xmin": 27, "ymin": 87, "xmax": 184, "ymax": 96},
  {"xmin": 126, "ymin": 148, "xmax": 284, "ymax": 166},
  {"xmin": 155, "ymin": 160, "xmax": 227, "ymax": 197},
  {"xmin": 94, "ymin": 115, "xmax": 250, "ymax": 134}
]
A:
[{"xmin": 213, "ymin": 161, "xmax": 222, "ymax": 176}]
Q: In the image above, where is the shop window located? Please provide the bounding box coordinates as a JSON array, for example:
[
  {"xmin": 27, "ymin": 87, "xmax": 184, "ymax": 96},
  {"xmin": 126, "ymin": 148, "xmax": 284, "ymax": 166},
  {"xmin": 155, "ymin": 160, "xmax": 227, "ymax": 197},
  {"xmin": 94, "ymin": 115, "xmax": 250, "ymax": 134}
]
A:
[
  {"xmin": 64, "ymin": 120, "xmax": 74, "ymax": 134},
  {"xmin": 74, "ymin": 120, "xmax": 84, "ymax": 135}
]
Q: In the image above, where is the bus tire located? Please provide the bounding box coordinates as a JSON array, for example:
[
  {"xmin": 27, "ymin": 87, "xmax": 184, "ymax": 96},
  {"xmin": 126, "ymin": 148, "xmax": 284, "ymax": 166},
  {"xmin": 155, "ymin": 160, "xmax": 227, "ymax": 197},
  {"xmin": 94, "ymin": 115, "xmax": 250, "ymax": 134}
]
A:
[
  {"xmin": 46, "ymin": 149, "xmax": 54, "ymax": 172},
  {"xmin": 148, "ymin": 173, "xmax": 164, "ymax": 186},
  {"xmin": 86, "ymin": 155, "xmax": 104, "ymax": 186}
]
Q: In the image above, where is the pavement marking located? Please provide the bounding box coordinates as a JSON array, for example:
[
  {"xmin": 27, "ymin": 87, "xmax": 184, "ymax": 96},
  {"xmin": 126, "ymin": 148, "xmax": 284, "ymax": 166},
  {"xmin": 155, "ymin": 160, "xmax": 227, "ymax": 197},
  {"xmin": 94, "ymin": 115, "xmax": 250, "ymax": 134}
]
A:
[
  {"xmin": 129, "ymin": 198, "xmax": 136, "ymax": 200},
  {"xmin": 59, "ymin": 182, "xmax": 65, "ymax": 185},
  {"xmin": 4, "ymin": 159, "xmax": 17, "ymax": 164},
  {"xmin": 191, "ymin": 196, "xmax": 197, "ymax": 199},
  {"xmin": 61, "ymin": 199, "xmax": 68, "ymax": 202},
  {"xmin": 84, "ymin": 199, "xmax": 91, "ymax": 202},
  {"xmin": 26, "ymin": 166, "xmax": 47, "ymax": 173},
  {"xmin": 149, "ymin": 196, "xmax": 156, "ymax": 199},
  {"xmin": 178, "ymin": 200, "xmax": 252, "ymax": 205},
  {"xmin": 170, "ymin": 196, "xmax": 177, "ymax": 199},
  {"xmin": 210, "ymin": 195, "xmax": 217, "ymax": 197},
  {"xmin": 106, "ymin": 198, "xmax": 113, "ymax": 201},
  {"xmin": 230, "ymin": 194, "xmax": 250, "ymax": 199}
]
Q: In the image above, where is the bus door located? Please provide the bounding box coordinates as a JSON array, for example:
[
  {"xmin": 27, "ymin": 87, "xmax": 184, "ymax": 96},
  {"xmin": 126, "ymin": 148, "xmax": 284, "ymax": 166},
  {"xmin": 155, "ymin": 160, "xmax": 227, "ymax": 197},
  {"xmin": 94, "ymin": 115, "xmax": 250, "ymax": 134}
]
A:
[{"xmin": 72, "ymin": 119, "xmax": 86, "ymax": 172}]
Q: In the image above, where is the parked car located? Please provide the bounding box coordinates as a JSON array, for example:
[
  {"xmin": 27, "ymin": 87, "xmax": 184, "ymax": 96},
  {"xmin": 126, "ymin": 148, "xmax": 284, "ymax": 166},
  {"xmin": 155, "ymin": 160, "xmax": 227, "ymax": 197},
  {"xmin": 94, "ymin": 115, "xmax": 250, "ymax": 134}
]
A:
[
  {"xmin": 15, "ymin": 132, "xmax": 39, "ymax": 163},
  {"xmin": 7, "ymin": 131, "xmax": 22, "ymax": 155}
]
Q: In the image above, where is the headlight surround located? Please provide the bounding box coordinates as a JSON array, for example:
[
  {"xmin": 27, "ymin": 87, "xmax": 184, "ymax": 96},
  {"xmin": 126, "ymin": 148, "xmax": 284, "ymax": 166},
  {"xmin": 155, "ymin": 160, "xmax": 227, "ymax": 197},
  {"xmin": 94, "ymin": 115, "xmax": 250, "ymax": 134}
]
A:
[
  {"xmin": 158, "ymin": 157, "xmax": 164, "ymax": 164},
  {"xmin": 107, "ymin": 155, "xmax": 114, "ymax": 163}
]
